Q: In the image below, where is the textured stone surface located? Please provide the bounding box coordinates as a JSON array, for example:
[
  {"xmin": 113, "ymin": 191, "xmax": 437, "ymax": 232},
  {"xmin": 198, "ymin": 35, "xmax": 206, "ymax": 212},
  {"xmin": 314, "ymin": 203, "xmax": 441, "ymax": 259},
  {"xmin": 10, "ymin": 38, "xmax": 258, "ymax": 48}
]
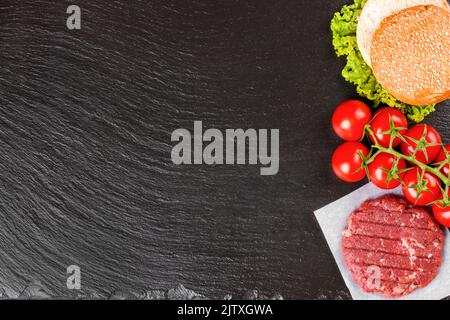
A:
[{"xmin": 0, "ymin": 0, "xmax": 448, "ymax": 299}]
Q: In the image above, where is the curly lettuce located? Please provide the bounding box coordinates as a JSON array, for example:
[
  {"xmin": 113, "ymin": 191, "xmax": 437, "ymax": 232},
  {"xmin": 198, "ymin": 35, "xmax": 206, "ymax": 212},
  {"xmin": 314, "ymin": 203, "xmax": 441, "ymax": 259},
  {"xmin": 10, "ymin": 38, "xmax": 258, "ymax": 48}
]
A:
[{"xmin": 330, "ymin": 0, "xmax": 435, "ymax": 122}]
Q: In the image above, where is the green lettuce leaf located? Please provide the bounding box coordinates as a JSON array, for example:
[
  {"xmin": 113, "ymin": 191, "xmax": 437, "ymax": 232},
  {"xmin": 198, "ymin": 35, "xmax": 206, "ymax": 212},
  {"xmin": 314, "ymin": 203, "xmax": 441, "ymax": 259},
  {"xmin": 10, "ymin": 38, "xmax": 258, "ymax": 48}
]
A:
[{"xmin": 330, "ymin": 0, "xmax": 435, "ymax": 122}]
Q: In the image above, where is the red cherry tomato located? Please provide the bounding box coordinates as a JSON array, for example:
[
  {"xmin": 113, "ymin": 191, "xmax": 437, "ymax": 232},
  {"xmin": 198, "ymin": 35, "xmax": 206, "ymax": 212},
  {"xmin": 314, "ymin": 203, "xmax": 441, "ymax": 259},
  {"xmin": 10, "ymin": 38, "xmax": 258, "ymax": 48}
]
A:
[
  {"xmin": 400, "ymin": 124, "xmax": 442, "ymax": 164},
  {"xmin": 332, "ymin": 142, "xmax": 369, "ymax": 182},
  {"xmin": 435, "ymin": 145, "xmax": 450, "ymax": 178},
  {"xmin": 402, "ymin": 167, "xmax": 441, "ymax": 206},
  {"xmin": 432, "ymin": 190, "xmax": 450, "ymax": 227},
  {"xmin": 332, "ymin": 100, "xmax": 372, "ymax": 141},
  {"xmin": 369, "ymin": 107, "xmax": 408, "ymax": 148},
  {"xmin": 368, "ymin": 153, "xmax": 407, "ymax": 189}
]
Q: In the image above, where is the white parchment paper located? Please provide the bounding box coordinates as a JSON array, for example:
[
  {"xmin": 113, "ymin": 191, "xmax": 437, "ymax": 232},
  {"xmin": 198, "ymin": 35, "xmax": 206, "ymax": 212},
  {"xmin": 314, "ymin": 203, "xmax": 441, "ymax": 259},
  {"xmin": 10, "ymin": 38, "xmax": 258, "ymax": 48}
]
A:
[{"xmin": 314, "ymin": 183, "xmax": 450, "ymax": 300}]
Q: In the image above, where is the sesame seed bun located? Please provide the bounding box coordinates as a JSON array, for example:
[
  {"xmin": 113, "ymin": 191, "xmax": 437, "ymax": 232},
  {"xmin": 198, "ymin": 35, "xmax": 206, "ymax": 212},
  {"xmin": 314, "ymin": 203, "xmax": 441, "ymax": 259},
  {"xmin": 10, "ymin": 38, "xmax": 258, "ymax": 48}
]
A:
[
  {"xmin": 370, "ymin": 5, "xmax": 450, "ymax": 106},
  {"xmin": 357, "ymin": 0, "xmax": 449, "ymax": 67}
]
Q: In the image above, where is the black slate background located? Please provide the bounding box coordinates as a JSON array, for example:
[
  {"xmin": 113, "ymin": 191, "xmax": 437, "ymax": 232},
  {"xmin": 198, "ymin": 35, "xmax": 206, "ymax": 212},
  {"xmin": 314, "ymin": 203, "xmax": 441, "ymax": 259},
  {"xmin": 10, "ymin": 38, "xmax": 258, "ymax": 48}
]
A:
[{"xmin": 0, "ymin": 0, "xmax": 448, "ymax": 299}]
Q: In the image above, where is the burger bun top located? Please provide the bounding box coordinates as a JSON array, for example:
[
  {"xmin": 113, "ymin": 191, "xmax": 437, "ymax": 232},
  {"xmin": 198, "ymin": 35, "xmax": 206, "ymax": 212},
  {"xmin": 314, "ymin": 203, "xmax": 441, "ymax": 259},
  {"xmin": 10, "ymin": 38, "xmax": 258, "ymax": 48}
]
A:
[{"xmin": 356, "ymin": 0, "xmax": 449, "ymax": 67}]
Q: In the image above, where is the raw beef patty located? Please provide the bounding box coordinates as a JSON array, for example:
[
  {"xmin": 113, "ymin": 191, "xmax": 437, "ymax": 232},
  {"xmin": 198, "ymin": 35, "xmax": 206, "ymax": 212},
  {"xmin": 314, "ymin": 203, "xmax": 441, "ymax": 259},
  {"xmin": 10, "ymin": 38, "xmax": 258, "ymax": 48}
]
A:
[{"xmin": 342, "ymin": 195, "xmax": 445, "ymax": 297}]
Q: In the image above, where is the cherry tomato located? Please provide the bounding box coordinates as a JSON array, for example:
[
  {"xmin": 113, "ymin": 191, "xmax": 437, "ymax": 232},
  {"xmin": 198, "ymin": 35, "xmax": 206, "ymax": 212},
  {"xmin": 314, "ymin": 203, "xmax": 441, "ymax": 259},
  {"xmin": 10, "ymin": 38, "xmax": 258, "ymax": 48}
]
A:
[
  {"xmin": 434, "ymin": 145, "xmax": 450, "ymax": 178},
  {"xmin": 432, "ymin": 191, "xmax": 450, "ymax": 227},
  {"xmin": 368, "ymin": 153, "xmax": 407, "ymax": 189},
  {"xmin": 400, "ymin": 124, "xmax": 442, "ymax": 164},
  {"xmin": 332, "ymin": 142, "xmax": 369, "ymax": 182},
  {"xmin": 332, "ymin": 100, "xmax": 371, "ymax": 141},
  {"xmin": 402, "ymin": 167, "xmax": 441, "ymax": 206},
  {"xmin": 369, "ymin": 107, "xmax": 408, "ymax": 148}
]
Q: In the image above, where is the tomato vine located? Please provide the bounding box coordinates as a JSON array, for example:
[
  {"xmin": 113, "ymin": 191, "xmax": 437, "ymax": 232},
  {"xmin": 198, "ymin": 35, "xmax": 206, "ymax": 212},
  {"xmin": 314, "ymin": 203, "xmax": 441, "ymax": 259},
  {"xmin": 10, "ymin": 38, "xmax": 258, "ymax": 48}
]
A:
[{"xmin": 362, "ymin": 120, "xmax": 450, "ymax": 208}]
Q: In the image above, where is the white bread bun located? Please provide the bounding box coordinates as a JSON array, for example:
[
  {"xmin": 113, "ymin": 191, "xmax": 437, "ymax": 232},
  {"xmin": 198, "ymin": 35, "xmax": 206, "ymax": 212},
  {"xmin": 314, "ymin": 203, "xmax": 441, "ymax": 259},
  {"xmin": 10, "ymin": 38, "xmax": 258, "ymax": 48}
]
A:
[{"xmin": 356, "ymin": 0, "xmax": 449, "ymax": 67}]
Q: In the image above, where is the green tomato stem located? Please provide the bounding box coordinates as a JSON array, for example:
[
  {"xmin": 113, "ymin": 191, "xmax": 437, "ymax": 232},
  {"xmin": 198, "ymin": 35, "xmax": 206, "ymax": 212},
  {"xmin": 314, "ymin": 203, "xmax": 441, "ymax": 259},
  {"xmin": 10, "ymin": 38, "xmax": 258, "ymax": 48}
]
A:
[
  {"xmin": 373, "ymin": 145, "xmax": 448, "ymax": 184},
  {"xmin": 364, "ymin": 125, "xmax": 450, "ymax": 192}
]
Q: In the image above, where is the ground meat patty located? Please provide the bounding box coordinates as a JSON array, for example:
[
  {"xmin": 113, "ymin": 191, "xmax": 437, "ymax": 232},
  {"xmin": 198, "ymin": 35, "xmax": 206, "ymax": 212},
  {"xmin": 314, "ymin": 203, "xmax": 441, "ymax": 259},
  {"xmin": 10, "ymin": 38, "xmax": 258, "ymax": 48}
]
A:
[{"xmin": 342, "ymin": 195, "xmax": 445, "ymax": 297}]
